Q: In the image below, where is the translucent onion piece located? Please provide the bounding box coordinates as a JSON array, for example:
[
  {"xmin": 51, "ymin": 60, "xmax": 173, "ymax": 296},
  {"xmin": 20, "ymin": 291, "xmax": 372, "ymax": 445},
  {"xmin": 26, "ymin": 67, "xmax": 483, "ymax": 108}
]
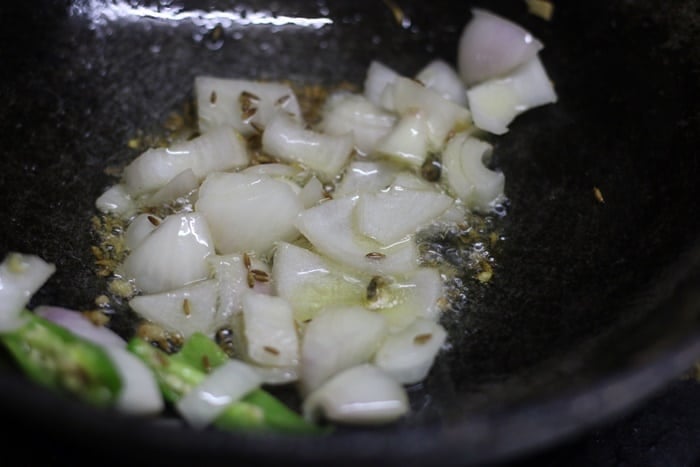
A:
[
  {"xmin": 123, "ymin": 126, "xmax": 249, "ymax": 196},
  {"xmin": 318, "ymin": 92, "xmax": 396, "ymax": 155},
  {"xmin": 0, "ymin": 253, "xmax": 56, "ymax": 331},
  {"xmin": 299, "ymin": 306, "xmax": 387, "ymax": 395},
  {"xmin": 392, "ymin": 77, "xmax": 472, "ymax": 150},
  {"xmin": 373, "ymin": 318, "xmax": 447, "ymax": 384},
  {"xmin": 366, "ymin": 267, "xmax": 445, "ymax": 333},
  {"xmin": 298, "ymin": 175, "xmax": 325, "ymax": 209},
  {"xmin": 443, "ymin": 133, "xmax": 505, "ymax": 213},
  {"xmin": 295, "ymin": 196, "xmax": 420, "ymax": 275},
  {"xmin": 241, "ymin": 162, "xmax": 302, "ymax": 179},
  {"xmin": 271, "ymin": 241, "xmax": 367, "ymax": 323},
  {"xmin": 128, "ymin": 279, "xmax": 219, "ymax": 339},
  {"xmin": 176, "ymin": 359, "xmax": 262, "ymax": 429},
  {"xmin": 35, "ymin": 306, "xmax": 127, "ymax": 348},
  {"xmin": 141, "ymin": 168, "xmax": 199, "ymax": 207},
  {"xmin": 415, "ymin": 59, "xmax": 468, "ymax": 106},
  {"xmin": 251, "ymin": 365, "xmax": 298, "ymax": 385},
  {"xmin": 105, "ymin": 346, "xmax": 165, "ymax": 415},
  {"xmin": 262, "ymin": 112, "xmax": 354, "ymax": 182},
  {"xmin": 124, "ymin": 213, "xmax": 160, "ymax": 251},
  {"xmin": 195, "ymin": 172, "xmax": 303, "ymax": 256},
  {"xmin": 355, "ymin": 188, "xmax": 454, "ymax": 245},
  {"xmin": 373, "ymin": 113, "xmax": 430, "ymax": 167},
  {"xmin": 207, "ymin": 253, "xmax": 270, "ymax": 327},
  {"xmin": 195, "ymin": 76, "xmax": 302, "ymax": 136},
  {"xmin": 466, "ymin": 55, "xmax": 558, "ymax": 135},
  {"xmin": 121, "ymin": 213, "xmax": 214, "ymax": 294},
  {"xmin": 95, "ymin": 184, "xmax": 136, "ymax": 219},
  {"xmin": 389, "ymin": 171, "xmax": 437, "ymax": 192},
  {"xmin": 457, "ymin": 8, "xmax": 543, "ymax": 86},
  {"xmin": 303, "ymin": 364, "xmax": 408, "ymax": 425},
  {"xmin": 241, "ymin": 292, "xmax": 299, "ymax": 368},
  {"xmin": 334, "ymin": 160, "xmax": 399, "ymax": 198},
  {"xmin": 363, "ymin": 60, "xmax": 400, "ymax": 110}
]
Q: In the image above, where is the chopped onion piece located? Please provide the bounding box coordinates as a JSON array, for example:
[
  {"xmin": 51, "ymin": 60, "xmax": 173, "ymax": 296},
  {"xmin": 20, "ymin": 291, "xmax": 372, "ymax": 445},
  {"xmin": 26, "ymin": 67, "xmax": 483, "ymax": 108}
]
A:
[
  {"xmin": 355, "ymin": 188, "xmax": 454, "ymax": 245},
  {"xmin": 318, "ymin": 92, "xmax": 396, "ymax": 155},
  {"xmin": 271, "ymin": 242, "xmax": 366, "ymax": 323},
  {"xmin": 299, "ymin": 175, "xmax": 325, "ymax": 209},
  {"xmin": 241, "ymin": 162, "xmax": 302, "ymax": 179},
  {"xmin": 389, "ymin": 171, "xmax": 437, "ymax": 192},
  {"xmin": 241, "ymin": 292, "xmax": 299, "ymax": 368},
  {"xmin": 176, "ymin": 359, "xmax": 262, "ymax": 429},
  {"xmin": 467, "ymin": 55, "xmax": 557, "ymax": 135},
  {"xmin": 95, "ymin": 184, "xmax": 136, "ymax": 219},
  {"xmin": 262, "ymin": 112, "xmax": 354, "ymax": 182},
  {"xmin": 0, "ymin": 253, "xmax": 56, "ymax": 331},
  {"xmin": 303, "ymin": 364, "xmax": 408, "ymax": 425},
  {"xmin": 299, "ymin": 306, "xmax": 387, "ymax": 395},
  {"xmin": 457, "ymin": 8, "xmax": 544, "ymax": 86},
  {"xmin": 334, "ymin": 160, "xmax": 399, "ymax": 198},
  {"xmin": 195, "ymin": 76, "xmax": 302, "ymax": 136},
  {"xmin": 365, "ymin": 267, "xmax": 445, "ymax": 332},
  {"xmin": 121, "ymin": 213, "xmax": 214, "ymax": 294},
  {"xmin": 415, "ymin": 59, "xmax": 468, "ymax": 106},
  {"xmin": 195, "ymin": 172, "xmax": 303, "ymax": 256},
  {"xmin": 391, "ymin": 77, "xmax": 472, "ymax": 150},
  {"xmin": 374, "ymin": 319, "xmax": 447, "ymax": 384},
  {"xmin": 123, "ymin": 126, "xmax": 249, "ymax": 196},
  {"xmin": 443, "ymin": 133, "xmax": 505, "ymax": 213},
  {"xmin": 373, "ymin": 113, "xmax": 430, "ymax": 167},
  {"xmin": 363, "ymin": 60, "xmax": 400, "ymax": 111},
  {"xmin": 124, "ymin": 213, "xmax": 160, "ymax": 251},
  {"xmin": 128, "ymin": 279, "xmax": 219, "ymax": 339},
  {"xmin": 105, "ymin": 346, "xmax": 165, "ymax": 415},
  {"xmin": 141, "ymin": 168, "xmax": 199, "ymax": 207},
  {"xmin": 251, "ymin": 365, "xmax": 299, "ymax": 385},
  {"xmin": 35, "ymin": 306, "xmax": 126, "ymax": 348},
  {"xmin": 296, "ymin": 196, "xmax": 420, "ymax": 275}
]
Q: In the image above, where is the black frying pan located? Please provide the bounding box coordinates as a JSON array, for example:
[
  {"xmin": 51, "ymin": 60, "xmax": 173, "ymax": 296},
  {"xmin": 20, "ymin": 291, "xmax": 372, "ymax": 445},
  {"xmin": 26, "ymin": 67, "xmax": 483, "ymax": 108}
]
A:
[{"xmin": 1, "ymin": 1, "xmax": 699, "ymax": 465}]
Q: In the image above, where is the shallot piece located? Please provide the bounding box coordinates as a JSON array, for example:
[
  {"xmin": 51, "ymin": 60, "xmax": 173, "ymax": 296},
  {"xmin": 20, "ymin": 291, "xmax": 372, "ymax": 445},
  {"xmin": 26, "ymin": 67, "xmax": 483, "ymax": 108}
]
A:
[{"xmin": 457, "ymin": 8, "xmax": 543, "ymax": 86}]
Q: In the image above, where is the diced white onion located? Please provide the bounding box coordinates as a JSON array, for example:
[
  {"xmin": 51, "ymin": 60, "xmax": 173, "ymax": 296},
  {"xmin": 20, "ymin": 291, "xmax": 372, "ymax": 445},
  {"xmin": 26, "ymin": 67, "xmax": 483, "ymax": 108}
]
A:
[
  {"xmin": 466, "ymin": 55, "xmax": 557, "ymax": 135},
  {"xmin": 363, "ymin": 60, "xmax": 401, "ymax": 111},
  {"xmin": 195, "ymin": 172, "xmax": 303, "ymax": 256},
  {"xmin": 176, "ymin": 359, "xmax": 262, "ymax": 429},
  {"xmin": 355, "ymin": 188, "xmax": 454, "ymax": 245},
  {"xmin": 128, "ymin": 279, "xmax": 219, "ymax": 339},
  {"xmin": 262, "ymin": 112, "xmax": 354, "ymax": 182},
  {"xmin": 298, "ymin": 175, "xmax": 325, "ymax": 209},
  {"xmin": 0, "ymin": 253, "xmax": 56, "ymax": 331},
  {"xmin": 195, "ymin": 76, "xmax": 302, "ymax": 136},
  {"xmin": 141, "ymin": 168, "xmax": 199, "ymax": 207},
  {"xmin": 391, "ymin": 77, "xmax": 472, "ymax": 150},
  {"xmin": 95, "ymin": 184, "xmax": 136, "ymax": 219},
  {"xmin": 373, "ymin": 113, "xmax": 431, "ymax": 167},
  {"xmin": 334, "ymin": 160, "xmax": 399, "ymax": 198},
  {"xmin": 303, "ymin": 364, "xmax": 408, "ymax": 425},
  {"xmin": 373, "ymin": 318, "xmax": 447, "ymax": 384},
  {"xmin": 295, "ymin": 196, "xmax": 420, "ymax": 275},
  {"xmin": 299, "ymin": 306, "xmax": 387, "ymax": 395},
  {"xmin": 35, "ymin": 306, "xmax": 127, "ymax": 348},
  {"xmin": 241, "ymin": 162, "xmax": 302, "ymax": 179},
  {"xmin": 251, "ymin": 365, "xmax": 299, "ymax": 385},
  {"xmin": 122, "ymin": 126, "xmax": 249, "ymax": 196},
  {"xmin": 124, "ymin": 213, "xmax": 160, "ymax": 251},
  {"xmin": 318, "ymin": 92, "xmax": 396, "ymax": 155},
  {"xmin": 442, "ymin": 133, "xmax": 505, "ymax": 213},
  {"xmin": 416, "ymin": 59, "xmax": 468, "ymax": 106},
  {"xmin": 241, "ymin": 292, "xmax": 299, "ymax": 368},
  {"xmin": 121, "ymin": 213, "xmax": 214, "ymax": 294},
  {"xmin": 271, "ymin": 241, "xmax": 366, "ymax": 323},
  {"xmin": 105, "ymin": 346, "xmax": 165, "ymax": 415},
  {"xmin": 457, "ymin": 8, "xmax": 544, "ymax": 86}
]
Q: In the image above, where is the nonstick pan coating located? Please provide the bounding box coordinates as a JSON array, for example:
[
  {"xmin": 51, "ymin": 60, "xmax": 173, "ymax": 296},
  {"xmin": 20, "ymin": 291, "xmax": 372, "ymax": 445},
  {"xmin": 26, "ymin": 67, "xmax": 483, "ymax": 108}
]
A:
[{"xmin": 0, "ymin": 1, "xmax": 699, "ymax": 465}]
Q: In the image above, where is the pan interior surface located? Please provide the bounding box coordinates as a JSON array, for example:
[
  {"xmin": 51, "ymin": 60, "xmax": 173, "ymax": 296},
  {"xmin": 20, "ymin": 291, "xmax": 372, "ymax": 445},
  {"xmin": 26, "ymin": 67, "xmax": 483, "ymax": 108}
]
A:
[{"xmin": 1, "ymin": 0, "xmax": 699, "ymax": 465}]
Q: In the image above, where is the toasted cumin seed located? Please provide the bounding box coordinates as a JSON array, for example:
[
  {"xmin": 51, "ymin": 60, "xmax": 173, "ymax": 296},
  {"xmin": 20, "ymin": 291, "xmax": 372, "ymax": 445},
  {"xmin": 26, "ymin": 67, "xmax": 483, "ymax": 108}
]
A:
[
  {"xmin": 263, "ymin": 346, "xmax": 280, "ymax": 356},
  {"xmin": 414, "ymin": 333, "xmax": 433, "ymax": 344},
  {"xmin": 275, "ymin": 94, "xmax": 291, "ymax": 106},
  {"xmin": 240, "ymin": 90, "xmax": 260, "ymax": 102},
  {"xmin": 202, "ymin": 355, "xmax": 211, "ymax": 373},
  {"xmin": 182, "ymin": 298, "xmax": 191, "ymax": 316},
  {"xmin": 209, "ymin": 91, "xmax": 217, "ymax": 104},
  {"xmin": 251, "ymin": 269, "xmax": 270, "ymax": 282},
  {"xmin": 147, "ymin": 215, "xmax": 160, "ymax": 226},
  {"xmin": 365, "ymin": 252, "xmax": 386, "ymax": 260},
  {"xmin": 243, "ymin": 252, "xmax": 252, "ymax": 269},
  {"xmin": 246, "ymin": 271, "xmax": 255, "ymax": 288}
]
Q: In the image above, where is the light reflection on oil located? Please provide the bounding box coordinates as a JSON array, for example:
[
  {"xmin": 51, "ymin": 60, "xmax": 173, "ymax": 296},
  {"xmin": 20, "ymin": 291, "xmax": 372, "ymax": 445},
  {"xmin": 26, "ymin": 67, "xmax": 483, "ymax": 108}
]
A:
[{"xmin": 70, "ymin": 0, "xmax": 334, "ymax": 29}]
